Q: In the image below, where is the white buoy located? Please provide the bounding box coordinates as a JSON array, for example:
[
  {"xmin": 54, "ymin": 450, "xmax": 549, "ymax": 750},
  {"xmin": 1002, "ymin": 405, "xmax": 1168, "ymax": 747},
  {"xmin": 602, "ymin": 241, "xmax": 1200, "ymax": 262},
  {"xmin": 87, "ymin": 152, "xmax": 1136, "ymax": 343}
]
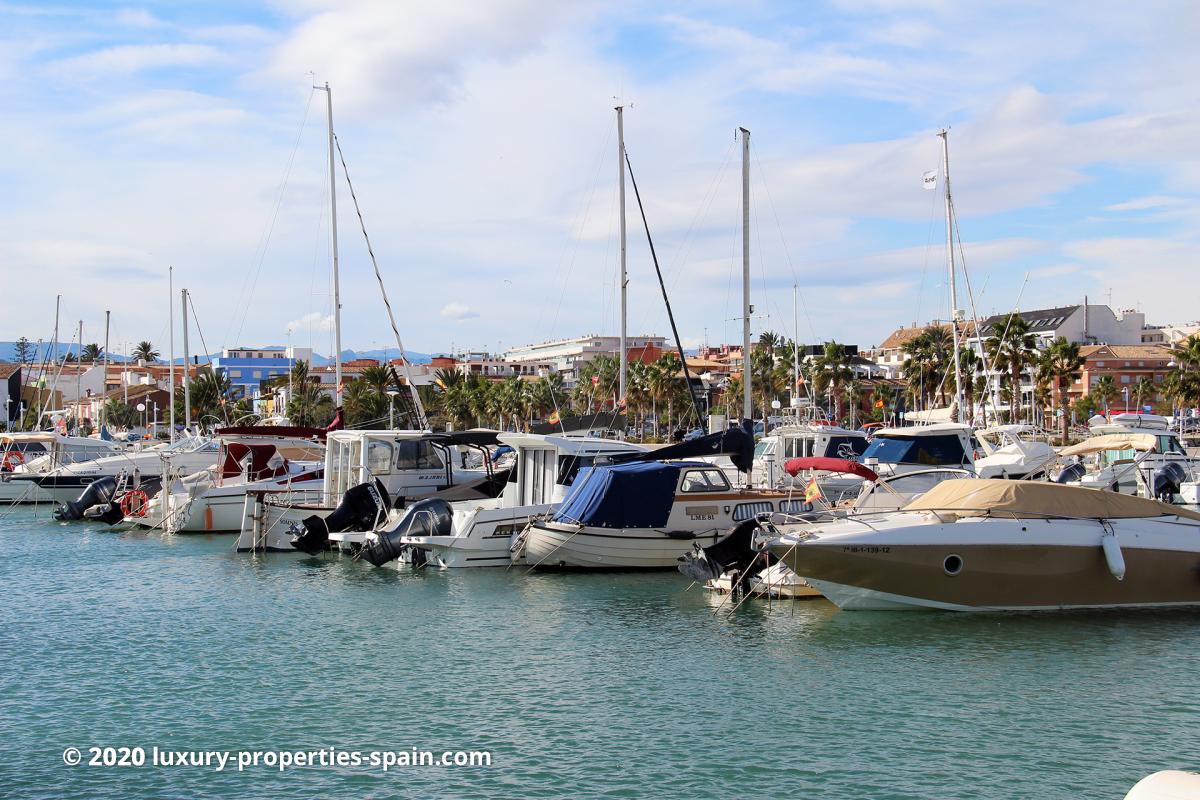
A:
[
  {"xmin": 1124, "ymin": 770, "xmax": 1200, "ymax": 799},
  {"xmin": 1102, "ymin": 529, "xmax": 1126, "ymax": 581}
]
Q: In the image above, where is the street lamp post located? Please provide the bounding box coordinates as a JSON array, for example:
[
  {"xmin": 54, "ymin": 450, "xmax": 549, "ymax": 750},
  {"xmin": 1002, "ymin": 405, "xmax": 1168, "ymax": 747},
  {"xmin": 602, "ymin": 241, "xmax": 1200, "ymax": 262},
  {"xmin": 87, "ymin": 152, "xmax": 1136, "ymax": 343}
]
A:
[{"xmin": 386, "ymin": 389, "xmax": 400, "ymax": 430}]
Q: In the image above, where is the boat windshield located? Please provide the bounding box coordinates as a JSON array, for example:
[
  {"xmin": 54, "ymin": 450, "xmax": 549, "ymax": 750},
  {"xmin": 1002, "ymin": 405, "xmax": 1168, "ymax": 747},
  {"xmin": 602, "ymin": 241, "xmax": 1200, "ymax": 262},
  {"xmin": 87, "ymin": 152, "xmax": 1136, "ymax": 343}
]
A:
[
  {"xmin": 163, "ymin": 437, "xmax": 216, "ymax": 453},
  {"xmin": 861, "ymin": 434, "xmax": 966, "ymax": 466}
]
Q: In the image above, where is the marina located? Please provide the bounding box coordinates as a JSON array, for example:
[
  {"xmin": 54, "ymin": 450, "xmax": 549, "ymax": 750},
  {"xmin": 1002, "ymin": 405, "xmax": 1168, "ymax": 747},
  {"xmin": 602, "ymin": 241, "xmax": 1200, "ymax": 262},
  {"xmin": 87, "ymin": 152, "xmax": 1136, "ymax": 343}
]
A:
[{"xmin": 4, "ymin": 1, "xmax": 1200, "ymax": 796}]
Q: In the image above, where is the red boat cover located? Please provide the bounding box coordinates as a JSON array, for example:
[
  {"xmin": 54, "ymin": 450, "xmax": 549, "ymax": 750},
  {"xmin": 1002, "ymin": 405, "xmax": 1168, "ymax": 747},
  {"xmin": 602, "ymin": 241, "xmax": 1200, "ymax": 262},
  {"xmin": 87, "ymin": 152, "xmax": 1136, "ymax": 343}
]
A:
[
  {"xmin": 783, "ymin": 456, "xmax": 877, "ymax": 481},
  {"xmin": 219, "ymin": 442, "xmax": 289, "ymax": 481}
]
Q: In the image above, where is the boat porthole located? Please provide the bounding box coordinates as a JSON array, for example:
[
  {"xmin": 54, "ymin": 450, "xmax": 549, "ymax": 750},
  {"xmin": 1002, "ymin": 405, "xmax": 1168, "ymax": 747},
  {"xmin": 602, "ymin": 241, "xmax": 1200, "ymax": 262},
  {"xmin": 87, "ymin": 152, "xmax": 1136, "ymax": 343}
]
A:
[{"xmin": 943, "ymin": 554, "xmax": 964, "ymax": 576}]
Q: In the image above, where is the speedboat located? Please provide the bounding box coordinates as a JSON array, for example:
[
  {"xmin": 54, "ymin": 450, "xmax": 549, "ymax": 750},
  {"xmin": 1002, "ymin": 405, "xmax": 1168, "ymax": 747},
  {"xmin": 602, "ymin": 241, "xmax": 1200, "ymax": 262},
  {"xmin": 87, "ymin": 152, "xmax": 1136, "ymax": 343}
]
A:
[
  {"xmin": 354, "ymin": 432, "xmax": 647, "ymax": 568},
  {"xmin": 748, "ymin": 416, "xmax": 868, "ymax": 500},
  {"xmin": 0, "ymin": 432, "xmax": 122, "ymax": 503},
  {"xmin": 236, "ymin": 429, "xmax": 499, "ymax": 552},
  {"xmin": 857, "ymin": 423, "xmax": 975, "ymax": 478},
  {"xmin": 972, "ymin": 425, "xmax": 1055, "ymax": 480},
  {"xmin": 140, "ymin": 426, "xmax": 326, "ymax": 533},
  {"xmin": 1068, "ymin": 414, "xmax": 1196, "ymax": 495},
  {"xmin": 10, "ymin": 435, "xmax": 218, "ymax": 507},
  {"xmin": 763, "ymin": 478, "xmax": 1200, "ymax": 611}
]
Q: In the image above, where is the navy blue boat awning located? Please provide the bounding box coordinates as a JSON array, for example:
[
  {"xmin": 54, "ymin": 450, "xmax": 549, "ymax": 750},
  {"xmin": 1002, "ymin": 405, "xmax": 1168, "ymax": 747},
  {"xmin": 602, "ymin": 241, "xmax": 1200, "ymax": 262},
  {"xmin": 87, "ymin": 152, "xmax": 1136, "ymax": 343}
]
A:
[{"xmin": 551, "ymin": 461, "xmax": 697, "ymax": 529}]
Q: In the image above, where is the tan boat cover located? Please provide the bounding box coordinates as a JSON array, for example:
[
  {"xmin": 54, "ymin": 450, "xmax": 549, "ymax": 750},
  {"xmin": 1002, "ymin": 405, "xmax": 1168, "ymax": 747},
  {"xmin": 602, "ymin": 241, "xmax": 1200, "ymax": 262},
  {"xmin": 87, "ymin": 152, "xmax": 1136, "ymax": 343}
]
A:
[
  {"xmin": 902, "ymin": 479, "xmax": 1200, "ymax": 522},
  {"xmin": 1059, "ymin": 433, "xmax": 1156, "ymax": 457}
]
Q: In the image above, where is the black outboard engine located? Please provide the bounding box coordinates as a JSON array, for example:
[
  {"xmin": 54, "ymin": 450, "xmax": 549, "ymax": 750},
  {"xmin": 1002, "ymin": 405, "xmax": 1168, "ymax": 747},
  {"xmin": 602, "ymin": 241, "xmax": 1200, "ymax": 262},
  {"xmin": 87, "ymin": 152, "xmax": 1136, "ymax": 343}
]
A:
[
  {"xmin": 290, "ymin": 479, "xmax": 391, "ymax": 555},
  {"xmin": 677, "ymin": 519, "xmax": 772, "ymax": 583},
  {"xmin": 83, "ymin": 476, "xmax": 163, "ymax": 526},
  {"xmin": 1151, "ymin": 462, "xmax": 1187, "ymax": 503},
  {"xmin": 359, "ymin": 497, "xmax": 454, "ymax": 567},
  {"xmin": 55, "ymin": 477, "xmax": 119, "ymax": 521},
  {"xmin": 1053, "ymin": 462, "xmax": 1086, "ymax": 484}
]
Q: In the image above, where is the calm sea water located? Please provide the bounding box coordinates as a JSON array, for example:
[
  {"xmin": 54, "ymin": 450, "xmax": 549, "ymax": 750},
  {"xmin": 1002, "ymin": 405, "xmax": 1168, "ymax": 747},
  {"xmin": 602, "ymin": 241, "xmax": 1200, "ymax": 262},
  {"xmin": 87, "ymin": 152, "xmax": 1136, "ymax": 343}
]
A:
[{"xmin": 1, "ymin": 504, "xmax": 1198, "ymax": 799}]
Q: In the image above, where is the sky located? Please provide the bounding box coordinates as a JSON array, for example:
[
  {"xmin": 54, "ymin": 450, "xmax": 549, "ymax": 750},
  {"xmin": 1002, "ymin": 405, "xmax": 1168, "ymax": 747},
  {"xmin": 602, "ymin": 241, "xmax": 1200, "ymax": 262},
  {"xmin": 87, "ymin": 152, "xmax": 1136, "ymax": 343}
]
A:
[{"xmin": 2, "ymin": 0, "xmax": 1199, "ymax": 359}]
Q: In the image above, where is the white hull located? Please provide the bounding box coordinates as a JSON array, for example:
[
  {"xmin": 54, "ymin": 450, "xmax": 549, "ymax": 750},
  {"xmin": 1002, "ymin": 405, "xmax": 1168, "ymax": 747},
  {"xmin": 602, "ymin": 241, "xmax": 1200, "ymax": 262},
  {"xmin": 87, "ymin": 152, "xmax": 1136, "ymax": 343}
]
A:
[
  {"xmin": 398, "ymin": 503, "xmax": 549, "ymax": 569},
  {"xmin": 0, "ymin": 478, "xmax": 51, "ymax": 503},
  {"xmin": 523, "ymin": 521, "xmax": 722, "ymax": 569}
]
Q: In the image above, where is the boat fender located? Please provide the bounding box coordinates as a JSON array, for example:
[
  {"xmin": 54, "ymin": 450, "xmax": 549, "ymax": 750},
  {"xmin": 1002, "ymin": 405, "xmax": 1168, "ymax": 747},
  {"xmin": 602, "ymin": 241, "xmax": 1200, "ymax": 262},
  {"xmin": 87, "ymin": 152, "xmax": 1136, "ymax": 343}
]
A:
[
  {"xmin": 54, "ymin": 476, "xmax": 119, "ymax": 521},
  {"xmin": 1101, "ymin": 527, "xmax": 1126, "ymax": 581},
  {"xmin": 1124, "ymin": 770, "xmax": 1200, "ymax": 799}
]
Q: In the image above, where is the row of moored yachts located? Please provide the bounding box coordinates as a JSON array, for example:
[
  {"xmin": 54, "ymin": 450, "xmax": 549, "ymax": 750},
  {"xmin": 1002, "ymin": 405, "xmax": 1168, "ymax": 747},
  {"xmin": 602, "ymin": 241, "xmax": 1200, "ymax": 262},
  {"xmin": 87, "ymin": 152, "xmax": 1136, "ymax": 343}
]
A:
[{"xmin": 3, "ymin": 411, "xmax": 1199, "ymax": 611}]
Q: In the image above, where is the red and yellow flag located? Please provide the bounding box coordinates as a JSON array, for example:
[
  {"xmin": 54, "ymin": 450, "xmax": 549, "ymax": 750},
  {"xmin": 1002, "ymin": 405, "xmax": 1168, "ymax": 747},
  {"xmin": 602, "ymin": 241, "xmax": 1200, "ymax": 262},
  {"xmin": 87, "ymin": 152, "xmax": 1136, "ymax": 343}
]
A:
[
  {"xmin": 804, "ymin": 478, "xmax": 822, "ymax": 503},
  {"xmin": 547, "ymin": 410, "xmax": 561, "ymax": 425}
]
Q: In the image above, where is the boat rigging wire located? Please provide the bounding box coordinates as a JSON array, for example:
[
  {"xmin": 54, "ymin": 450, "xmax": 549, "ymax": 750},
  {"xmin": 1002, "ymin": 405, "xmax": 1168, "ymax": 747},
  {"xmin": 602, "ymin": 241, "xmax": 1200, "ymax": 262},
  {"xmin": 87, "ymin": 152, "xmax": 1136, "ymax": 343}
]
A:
[
  {"xmin": 624, "ymin": 151, "xmax": 705, "ymax": 427},
  {"xmin": 224, "ymin": 88, "xmax": 316, "ymax": 350},
  {"xmin": 751, "ymin": 146, "xmax": 818, "ymax": 343},
  {"xmin": 332, "ymin": 134, "xmax": 428, "ymax": 430}
]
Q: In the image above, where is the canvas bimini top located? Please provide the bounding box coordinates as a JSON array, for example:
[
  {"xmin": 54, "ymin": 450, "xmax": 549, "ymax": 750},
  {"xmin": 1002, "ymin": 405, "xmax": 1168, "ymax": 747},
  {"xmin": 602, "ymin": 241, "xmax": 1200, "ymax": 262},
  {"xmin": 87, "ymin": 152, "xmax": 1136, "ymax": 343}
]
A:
[
  {"xmin": 551, "ymin": 461, "xmax": 709, "ymax": 529},
  {"xmin": 901, "ymin": 479, "xmax": 1200, "ymax": 522}
]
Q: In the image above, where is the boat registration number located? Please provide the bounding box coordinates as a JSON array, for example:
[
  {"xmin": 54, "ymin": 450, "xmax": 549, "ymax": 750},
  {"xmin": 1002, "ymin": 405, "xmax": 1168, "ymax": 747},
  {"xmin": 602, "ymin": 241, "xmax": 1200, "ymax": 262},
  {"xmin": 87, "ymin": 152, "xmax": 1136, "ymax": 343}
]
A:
[
  {"xmin": 685, "ymin": 505, "xmax": 718, "ymax": 521},
  {"xmin": 842, "ymin": 546, "xmax": 891, "ymax": 554}
]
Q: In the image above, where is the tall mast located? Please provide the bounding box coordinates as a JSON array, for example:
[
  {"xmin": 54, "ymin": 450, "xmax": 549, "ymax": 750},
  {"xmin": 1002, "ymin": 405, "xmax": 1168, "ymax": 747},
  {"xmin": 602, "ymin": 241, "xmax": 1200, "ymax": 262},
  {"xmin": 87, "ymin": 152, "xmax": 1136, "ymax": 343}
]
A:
[
  {"xmin": 317, "ymin": 82, "xmax": 344, "ymax": 406},
  {"xmin": 792, "ymin": 283, "xmax": 800, "ymax": 406},
  {"xmin": 102, "ymin": 310, "xmax": 110, "ymax": 433},
  {"xmin": 938, "ymin": 129, "xmax": 965, "ymax": 421},
  {"xmin": 616, "ymin": 105, "xmax": 628, "ymax": 409},
  {"xmin": 181, "ymin": 288, "xmax": 191, "ymax": 430},
  {"xmin": 52, "ymin": 294, "xmax": 60, "ymax": 366},
  {"xmin": 76, "ymin": 320, "xmax": 82, "ymax": 431},
  {"xmin": 740, "ymin": 127, "xmax": 752, "ymax": 423},
  {"xmin": 168, "ymin": 265, "xmax": 175, "ymax": 442}
]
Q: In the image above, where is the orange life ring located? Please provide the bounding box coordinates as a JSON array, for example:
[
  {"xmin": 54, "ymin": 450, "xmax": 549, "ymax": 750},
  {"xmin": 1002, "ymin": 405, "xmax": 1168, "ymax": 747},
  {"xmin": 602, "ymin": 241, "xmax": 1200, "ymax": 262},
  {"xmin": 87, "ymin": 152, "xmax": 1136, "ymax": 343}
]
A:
[
  {"xmin": 120, "ymin": 489, "xmax": 150, "ymax": 518},
  {"xmin": 2, "ymin": 451, "xmax": 25, "ymax": 471}
]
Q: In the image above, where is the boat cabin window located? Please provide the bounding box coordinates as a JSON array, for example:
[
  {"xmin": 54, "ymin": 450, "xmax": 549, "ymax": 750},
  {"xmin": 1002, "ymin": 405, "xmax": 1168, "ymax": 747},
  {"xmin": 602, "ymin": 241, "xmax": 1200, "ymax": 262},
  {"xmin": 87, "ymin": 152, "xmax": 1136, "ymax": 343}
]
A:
[
  {"xmin": 824, "ymin": 436, "xmax": 866, "ymax": 460},
  {"xmin": 861, "ymin": 434, "xmax": 966, "ymax": 465},
  {"xmin": 679, "ymin": 468, "xmax": 732, "ymax": 493},
  {"xmin": 366, "ymin": 441, "xmax": 393, "ymax": 474},
  {"xmin": 395, "ymin": 440, "xmax": 444, "ymax": 471},
  {"xmin": 1099, "ymin": 448, "xmax": 1135, "ymax": 467},
  {"xmin": 1157, "ymin": 435, "xmax": 1186, "ymax": 455},
  {"xmin": 782, "ymin": 438, "xmax": 812, "ymax": 459},
  {"xmin": 753, "ymin": 440, "xmax": 773, "ymax": 459}
]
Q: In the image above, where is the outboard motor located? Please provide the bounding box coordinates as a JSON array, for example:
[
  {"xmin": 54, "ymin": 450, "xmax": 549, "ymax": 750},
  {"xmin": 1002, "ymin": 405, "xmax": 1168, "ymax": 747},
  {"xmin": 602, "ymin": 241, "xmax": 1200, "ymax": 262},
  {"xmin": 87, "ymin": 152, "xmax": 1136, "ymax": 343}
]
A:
[
  {"xmin": 85, "ymin": 477, "xmax": 163, "ymax": 526},
  {"xmin": 1053, "ymin": 462, "xmax": 1086, "ymax": 484},
  {"xmin": 359, "ymin": 498, "xmax": 454, "ymax": 567},
  {"xmin": 290, "ymin": 479, "xmax": 391, "ymax": 555},
  {"xmin": 1151, "ymin": 462, "xmax": 1187, "ymax": 503},
  {"xmin": 677, "ymin": 519, "xmax": 773, "ymax": 584},
  {"xmin": 55, "ymin": 477, "xmax": 119, "ymax": 521}
]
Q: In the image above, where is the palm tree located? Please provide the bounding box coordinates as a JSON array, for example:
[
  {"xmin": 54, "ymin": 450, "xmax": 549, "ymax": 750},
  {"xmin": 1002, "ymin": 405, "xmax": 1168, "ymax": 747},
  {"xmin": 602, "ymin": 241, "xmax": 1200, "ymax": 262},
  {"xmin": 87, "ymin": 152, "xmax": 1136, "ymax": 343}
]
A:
[
  {"xmin": 958, "ymin": 348, "xmax": 980, "ymax": 423},
  {"xmin": 1038, "ymin": 337, "xmax": 1085, "ymax": 443},
  {"xmin": 190, "ymin": 369, "xmax": 235, "ymax": 426},
  {"xmin": 81, "ymin": 343, "xmax": 102, "ymax": 362},
  {"xmin": 985, "ymin": 314, "xmax": 1036, "ymax": 423},
  {"xmin": 812, "ymin": 342, "xmax": 854, "ymax": 423},
  {"xmin": 101, "ymin": 398, "xmax": 139, "ymax": 429},
  {"xmin": 1092, "ymin": 375, "xmax": 1118, "ymax": 417},
  {"xmin": 133, "ymin": 341, "xmax": 159, "ymax": 362},
  {"xmin": 281, "ymin": 361, "xmax": 333, "ymax": 427},
  {"xmin": 1131, "ymin": 376, "xmax": 1156, "ymax": 412}
]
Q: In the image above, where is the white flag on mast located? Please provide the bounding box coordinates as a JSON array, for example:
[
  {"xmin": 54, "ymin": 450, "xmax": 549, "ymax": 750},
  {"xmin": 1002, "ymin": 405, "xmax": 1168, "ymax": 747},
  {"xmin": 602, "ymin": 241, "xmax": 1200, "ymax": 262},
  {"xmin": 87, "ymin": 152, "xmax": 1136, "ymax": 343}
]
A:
[{"xmin": 922, "ymin": 170, "xmax": 937, "ymax": 191}]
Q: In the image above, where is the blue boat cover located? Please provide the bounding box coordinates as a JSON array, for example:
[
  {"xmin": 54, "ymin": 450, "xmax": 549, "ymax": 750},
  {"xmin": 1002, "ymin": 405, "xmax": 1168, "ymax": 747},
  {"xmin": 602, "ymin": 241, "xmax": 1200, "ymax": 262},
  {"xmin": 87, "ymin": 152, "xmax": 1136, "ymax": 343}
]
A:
[{"xmin": 551, "ymin": 460, "xmax": 698, "ymax": 528}]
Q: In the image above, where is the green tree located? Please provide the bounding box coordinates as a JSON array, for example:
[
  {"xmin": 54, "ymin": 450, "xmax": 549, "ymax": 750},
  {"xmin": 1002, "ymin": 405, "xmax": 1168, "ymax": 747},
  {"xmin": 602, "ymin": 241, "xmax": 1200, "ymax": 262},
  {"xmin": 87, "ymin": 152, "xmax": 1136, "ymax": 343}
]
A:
[
  {"xmin": 812, "ymin": 341, "xmax": 854, "ymax": 424},
  {"xmin": 133, "ymin": 341, "xmax": 159, "ymax": 362},
  {"xmin": 1092, "ymin": 375, "xmax": 1118, "ymax": 416},
  {"xmin": 1039, "ymin": 337, "xmax": 1085, "ymax": 443},
  {"xmin": 81, "ymin": 343, "xmax": 102, "ymax": 362},
  {"xmin": 281, "ymin": 361, "xmax": 334, "ymax": 427},
  {"xmin": 13, "ymin": 337, "xmax": 35, "ymax": 364},
  {"xmin": 985, "ymin": 314, "xmax": 1037, "ymax": 423}
]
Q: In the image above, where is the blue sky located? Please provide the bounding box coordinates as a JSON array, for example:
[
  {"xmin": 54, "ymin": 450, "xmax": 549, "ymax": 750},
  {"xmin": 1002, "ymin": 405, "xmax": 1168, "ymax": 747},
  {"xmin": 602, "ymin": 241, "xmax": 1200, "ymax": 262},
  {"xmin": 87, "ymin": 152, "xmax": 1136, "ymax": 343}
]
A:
[{"xmin": 2, "ymin": 0, "xmax": 1198, "ymax": 358}]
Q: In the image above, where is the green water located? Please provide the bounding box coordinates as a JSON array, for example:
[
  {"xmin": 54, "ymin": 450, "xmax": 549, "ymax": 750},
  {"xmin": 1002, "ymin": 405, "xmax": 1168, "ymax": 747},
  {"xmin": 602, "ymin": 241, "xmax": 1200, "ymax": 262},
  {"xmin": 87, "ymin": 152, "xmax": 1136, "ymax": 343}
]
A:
[{"xmin": 1, "ymin": 505, "xmax": 1198, "ymax": 799}]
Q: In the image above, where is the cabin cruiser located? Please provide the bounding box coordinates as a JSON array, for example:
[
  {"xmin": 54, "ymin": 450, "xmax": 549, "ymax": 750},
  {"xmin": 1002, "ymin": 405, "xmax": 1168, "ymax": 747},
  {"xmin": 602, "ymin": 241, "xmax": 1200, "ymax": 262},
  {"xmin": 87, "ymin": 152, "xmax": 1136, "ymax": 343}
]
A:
[
  {"xmin": 760, "ymin": 478, "xmax": 1200, "ymax": 611},
  {"xmin": 136, "ymin": 427, "xmax": 326, "ymax": 533},
  {"xmin": 681, "ymin": 457, "xmax": 973, "ymax": 599},
  {"xmin": 7, "ymin": 435, "xmax": 218, "ymax": 506},
  {"xmin": 857, "ymin": 423, "xmax": 975, "ymax": 478},
  {"xmin": 236, "ymin": 429, "xmax": 498, "ymax": 552},
  {"xmin": 972, "ymin": 425, "xmax": 1055, "ymax": 480},
  {"xmin": 0, "ymin": 432, "xmax": 122, "ymax": 503},
  {"xmin": 748, "ymin": 418, "xmax": 868, "ymax": 500},
  {"xmin": 515, "ymin": 428, "xmax": 801, "ymax": 570},
  {"xmin": 353, "ymin": 432, "xmax": 647, "ymax": 568},
  {"xmin": 1068, "ymin": 414, "xmax": 1196, "ymax": 495}
]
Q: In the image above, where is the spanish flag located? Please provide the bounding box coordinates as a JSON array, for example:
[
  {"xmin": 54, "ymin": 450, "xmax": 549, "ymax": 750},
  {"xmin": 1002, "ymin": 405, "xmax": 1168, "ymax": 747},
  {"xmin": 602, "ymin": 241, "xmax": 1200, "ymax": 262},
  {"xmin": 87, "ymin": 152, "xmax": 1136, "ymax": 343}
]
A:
[
  {"xmin": 804, "ymin": 478, "xmax": 822, "ymax": 503},
  {"xmin": 874, "ymin": 399, "xmax": 885, "ymax": 409},
  {"xmin": 547, "ymin": 410, "xmax": 560, "ymax": 425}
]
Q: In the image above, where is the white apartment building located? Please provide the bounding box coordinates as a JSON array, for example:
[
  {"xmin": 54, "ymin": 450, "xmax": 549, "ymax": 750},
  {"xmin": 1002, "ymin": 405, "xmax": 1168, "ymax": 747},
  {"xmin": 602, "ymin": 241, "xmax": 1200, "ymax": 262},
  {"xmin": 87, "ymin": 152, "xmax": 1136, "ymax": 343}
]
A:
[{"xmin": 504, "ymin": 334, "xmax": 667, "ymax": 386}]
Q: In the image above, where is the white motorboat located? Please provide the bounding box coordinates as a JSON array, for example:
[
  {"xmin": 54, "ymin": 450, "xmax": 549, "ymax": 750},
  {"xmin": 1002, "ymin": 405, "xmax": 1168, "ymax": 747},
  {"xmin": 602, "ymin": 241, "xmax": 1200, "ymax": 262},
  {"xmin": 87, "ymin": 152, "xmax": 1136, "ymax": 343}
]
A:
[
  {"xmin": 1068, "ymin": 414, "xmax": 1196, "ymax": 495},
  {"xmin": 763, "ymin": 478, "xmax": 1200, "ymax": 611},
  {"xmin": 857, "ymin": 423, "xmax": 976, "ymax": 478},
  {"xmin": 12, "ymin": 435, "xmax": 218, "ymax": 507},
  {"xmin": 236, "ymin": 429, "xmax": 498, "ymax": 552},
  {"xmin": 748, "ymin": 418, "xmax": 868, "ymax": 500},
  {"xmin": 141, "ymin": 426, "xmax": 326, "ymax": 533},
  {"xmin": 356, "ymin": 432, "xmax": 647, "ymax": 568},
  {"xmin": 972, "ymin": 424, "xmax": 1055, "ymax": 480},
  {"xmin": 519, "ymin": 455, "xmax": 801, "ymax": 570},
  {"xmin": 0, "ymin": 432, "xmax": 122, "ymax": 503}
]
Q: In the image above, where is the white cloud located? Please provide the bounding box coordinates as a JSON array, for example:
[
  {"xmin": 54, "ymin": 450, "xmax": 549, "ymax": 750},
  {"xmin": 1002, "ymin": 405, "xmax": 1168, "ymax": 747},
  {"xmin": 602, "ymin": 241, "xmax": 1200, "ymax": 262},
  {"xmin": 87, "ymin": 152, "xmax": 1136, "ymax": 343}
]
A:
[
  {"xmin": 1105, "ymin": 195, "xmax": 1189, "ymax": 212},
  {"xmin": 49, "ymin": 43, "xmax": 225, "ymax": 79},
  {"xmin": 114, "ymin": 8, "xmax": 166, "ymax": 29},
  {"xmin": 440, "ymin": 303, "xmax": 479, "ymax": 321},
  {"xmin": 286, "ymin": 312, "xmax": 334, "ymax": 333}
]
